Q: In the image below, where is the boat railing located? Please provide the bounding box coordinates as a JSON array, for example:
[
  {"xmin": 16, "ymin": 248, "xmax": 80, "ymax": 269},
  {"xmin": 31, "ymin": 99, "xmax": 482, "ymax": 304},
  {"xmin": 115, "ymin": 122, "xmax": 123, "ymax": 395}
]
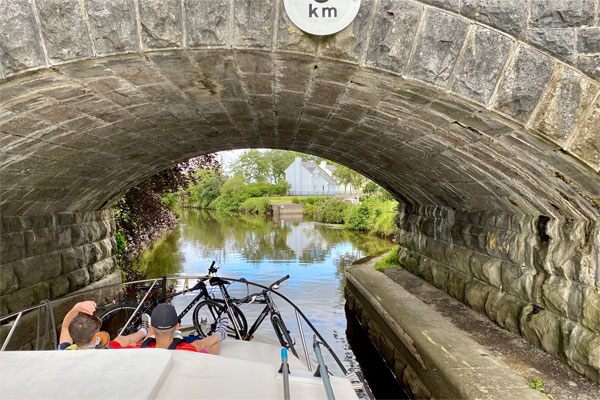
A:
[{"xmin": 0, "ymin": 274, "xmax": 349, "ymax": 376}]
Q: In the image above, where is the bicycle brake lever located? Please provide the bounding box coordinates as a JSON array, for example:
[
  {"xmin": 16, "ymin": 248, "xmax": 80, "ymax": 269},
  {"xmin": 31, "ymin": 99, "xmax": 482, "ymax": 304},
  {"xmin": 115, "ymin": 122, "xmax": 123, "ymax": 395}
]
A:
[{"xmin": 249, "ymin": 295, "xmax": 257, "ymax": 304}]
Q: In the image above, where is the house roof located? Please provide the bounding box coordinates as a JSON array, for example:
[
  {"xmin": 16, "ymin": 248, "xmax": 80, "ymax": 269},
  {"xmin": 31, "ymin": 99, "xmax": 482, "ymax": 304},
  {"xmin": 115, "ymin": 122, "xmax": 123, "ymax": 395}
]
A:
[{"xmin": 301, "ymin": 161, "xmax": 337, "ymax": 185}]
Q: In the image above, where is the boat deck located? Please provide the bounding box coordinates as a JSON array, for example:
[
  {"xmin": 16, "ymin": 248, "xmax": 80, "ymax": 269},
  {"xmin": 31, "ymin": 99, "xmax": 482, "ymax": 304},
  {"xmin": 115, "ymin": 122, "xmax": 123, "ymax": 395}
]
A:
[{"xmin": 0, "ymin": 339, "xmax": 357, "ymax": 399}]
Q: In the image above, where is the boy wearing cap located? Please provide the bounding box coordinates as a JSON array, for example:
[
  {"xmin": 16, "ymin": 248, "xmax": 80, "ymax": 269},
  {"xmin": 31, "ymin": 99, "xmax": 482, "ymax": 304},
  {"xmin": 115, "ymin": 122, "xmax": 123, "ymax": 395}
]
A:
[
  {"xmin": 58, "ymin": 301, "xmax": 150, "ymax": 350},
  {"xmin": 111, "ymin": 303, "xmax": 228, "ymax": 355}
]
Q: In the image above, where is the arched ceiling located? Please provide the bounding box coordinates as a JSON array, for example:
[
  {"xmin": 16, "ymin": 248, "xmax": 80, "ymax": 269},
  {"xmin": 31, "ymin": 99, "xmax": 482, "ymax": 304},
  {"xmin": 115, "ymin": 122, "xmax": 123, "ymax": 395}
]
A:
[{"xmin": 0, "ymin": 0, "xmax": 599, "ymax": 225}]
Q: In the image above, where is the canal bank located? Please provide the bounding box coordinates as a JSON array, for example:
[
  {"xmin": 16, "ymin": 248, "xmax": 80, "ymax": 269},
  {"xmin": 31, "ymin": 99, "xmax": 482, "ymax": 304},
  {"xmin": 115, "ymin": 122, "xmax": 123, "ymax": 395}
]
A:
[{"xmin": 345, "ymin": 254, "xmax": 599, "ymax": 399}]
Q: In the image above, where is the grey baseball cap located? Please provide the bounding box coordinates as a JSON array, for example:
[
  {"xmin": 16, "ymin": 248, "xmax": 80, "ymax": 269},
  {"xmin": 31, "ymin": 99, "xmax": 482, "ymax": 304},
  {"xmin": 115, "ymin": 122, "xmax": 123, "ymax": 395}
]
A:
[{"xmin": 151, "ymin": 303, "xmax": 178, "ymax": 330}]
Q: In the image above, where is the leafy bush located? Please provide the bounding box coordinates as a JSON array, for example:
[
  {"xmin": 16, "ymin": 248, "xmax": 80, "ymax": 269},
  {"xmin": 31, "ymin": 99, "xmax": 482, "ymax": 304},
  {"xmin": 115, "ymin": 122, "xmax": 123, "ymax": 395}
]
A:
[
  {"xmin": 161, "ymin": 192, "xmax": 181, "ymax": 218},
  {"xmin": 344, "ymin": 203, "xmax": 371, "ymax": 231},
  {"xmin": 239, "ymin": 197, "xmax": 271, "ymax": 214},
  {"xmin": 114, "ymin": 232, "xmax": 127, "ymax": 255},
  {"xmin": 314, "ymin": 198, "xmax": 350, "ymax": 224}
]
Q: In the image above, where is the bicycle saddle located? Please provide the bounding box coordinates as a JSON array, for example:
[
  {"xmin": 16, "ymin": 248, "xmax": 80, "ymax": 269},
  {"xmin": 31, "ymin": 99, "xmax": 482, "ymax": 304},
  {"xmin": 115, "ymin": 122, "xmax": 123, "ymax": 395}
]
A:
[
  {"xmin": 136, "ymin": 285, "xmax": 155, "ymax": 292},
  {"xmin": 209, "ymin": 277, "xmax": 230, "ymax": 286}
]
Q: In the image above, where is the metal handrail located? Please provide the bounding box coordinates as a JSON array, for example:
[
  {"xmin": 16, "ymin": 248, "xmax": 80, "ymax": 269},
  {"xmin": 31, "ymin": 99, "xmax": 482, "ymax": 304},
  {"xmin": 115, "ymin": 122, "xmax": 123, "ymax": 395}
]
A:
[
  {"xmin": 117, "ymin": 280, "xmax": 158, "ymax": 336},
  {"xmin": 1, "ymin": 312, "xmax": 22, "ymax": 352},
  {"xmin": 0, "ymin": 274, "xmax": 348, "ymax": 376},
  {"xmin": 314, "ymin": 336, "xmax": 336, "ymax": 400}
]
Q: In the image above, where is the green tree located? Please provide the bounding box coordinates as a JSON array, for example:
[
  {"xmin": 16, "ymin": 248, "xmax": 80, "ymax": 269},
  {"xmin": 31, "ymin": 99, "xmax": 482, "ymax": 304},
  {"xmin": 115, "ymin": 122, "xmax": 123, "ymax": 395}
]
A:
[
  {"xmin": 231, "ymin": 149, "xmax": 270, "ymax": 183},
  {"xmin": 231, "ymin": 150, "xmax": 323, "ymax": 184},
  {"xmin": 332, "ymin": 163, "xmax": 368, "ymax": 198}
]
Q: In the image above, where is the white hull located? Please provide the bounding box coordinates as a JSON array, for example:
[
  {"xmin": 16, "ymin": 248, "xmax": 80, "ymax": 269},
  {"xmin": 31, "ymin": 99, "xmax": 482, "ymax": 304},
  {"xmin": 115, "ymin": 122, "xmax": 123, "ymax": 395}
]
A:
[{"xmin": 0, "ymin": 337, "xmax": 358, "ymax": 400}]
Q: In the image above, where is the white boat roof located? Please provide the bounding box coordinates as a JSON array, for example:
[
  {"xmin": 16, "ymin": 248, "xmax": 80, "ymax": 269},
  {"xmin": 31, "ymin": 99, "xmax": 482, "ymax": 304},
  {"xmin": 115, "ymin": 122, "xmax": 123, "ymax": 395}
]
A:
[{"xmin": 0, "ymin": 339, "xmax": 358, "ymax": 400}]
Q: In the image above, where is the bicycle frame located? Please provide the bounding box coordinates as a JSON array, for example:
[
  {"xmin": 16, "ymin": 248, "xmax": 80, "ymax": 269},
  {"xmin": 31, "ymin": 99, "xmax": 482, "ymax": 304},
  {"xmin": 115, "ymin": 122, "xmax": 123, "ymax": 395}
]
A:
[{"xmin": 245, "ymin": 293, "xmax": 278, "ymax": 339}]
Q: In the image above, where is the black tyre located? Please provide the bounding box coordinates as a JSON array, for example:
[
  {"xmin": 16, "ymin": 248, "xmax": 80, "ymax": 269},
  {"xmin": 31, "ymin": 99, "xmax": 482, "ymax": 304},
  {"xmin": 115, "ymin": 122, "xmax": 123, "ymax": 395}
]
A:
[
  {"xmin": 99, "ymin": 302, "xmax": 144, "ymax": 337},
  {"xmin": 271, "ymin": 313, "xmax": 298, "ymax": 357},
  {"xmin": 192, "ymin": 299, "xmax": 248, "ymax": 339}
]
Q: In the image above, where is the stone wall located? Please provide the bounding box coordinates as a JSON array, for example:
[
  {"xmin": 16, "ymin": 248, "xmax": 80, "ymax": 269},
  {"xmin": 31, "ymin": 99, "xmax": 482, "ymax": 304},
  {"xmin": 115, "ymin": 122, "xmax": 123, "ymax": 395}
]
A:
[
  {"xmin": 395, "ymin": 203, "xmax": 600, "ymax": 382},
  {"xmin": 0, "ymin": 209, "xmax": 118, "ymax": 317}
]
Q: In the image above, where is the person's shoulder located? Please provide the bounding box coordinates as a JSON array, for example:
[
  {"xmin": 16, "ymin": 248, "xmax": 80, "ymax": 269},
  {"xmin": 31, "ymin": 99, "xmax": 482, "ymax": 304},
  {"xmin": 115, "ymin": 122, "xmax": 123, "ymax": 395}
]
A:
[
  {"xmin": 108, "ymin": 340, "xmax": 137, "ymax": 349},
  {"xmin": 176, "ymin": 342, "xmax": 199, "ymax": 352},
  {"xmin": 58, "ymin": 342, "xmax": 75, "ymax": 350}
]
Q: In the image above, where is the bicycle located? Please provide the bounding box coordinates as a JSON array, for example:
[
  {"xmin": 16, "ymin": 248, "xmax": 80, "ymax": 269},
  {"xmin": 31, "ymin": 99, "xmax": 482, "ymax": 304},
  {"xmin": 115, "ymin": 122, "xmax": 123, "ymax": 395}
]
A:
[
  {"xmin": 99, "ymin": 262, "xmax": 247, "ymax": 339},
  {"xmin": 194, "ymin": 274, "xmax": 298, "ymax": 357}
]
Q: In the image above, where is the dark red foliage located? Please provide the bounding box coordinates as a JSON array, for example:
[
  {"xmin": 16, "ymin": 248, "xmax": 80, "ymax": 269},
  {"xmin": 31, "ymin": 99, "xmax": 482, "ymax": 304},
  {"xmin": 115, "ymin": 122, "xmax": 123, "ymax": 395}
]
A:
[{"xmin": 116, "ymin": 155, "xmax": 220, "ymax": 249}]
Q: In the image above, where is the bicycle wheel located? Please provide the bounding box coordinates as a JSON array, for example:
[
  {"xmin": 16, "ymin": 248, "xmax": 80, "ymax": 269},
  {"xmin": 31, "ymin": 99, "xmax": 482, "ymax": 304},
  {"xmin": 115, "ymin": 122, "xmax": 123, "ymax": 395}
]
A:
[
  {"xmin": 271, "ymin": 313, "xmax": 298, "ymax": 357},
  {"xmin": 192, "ymin": 300, "xmax": 247, "ymax": 339},
  {"xmin": 99, "ymin": 302, "xmax": 143, "ymax": 337}
]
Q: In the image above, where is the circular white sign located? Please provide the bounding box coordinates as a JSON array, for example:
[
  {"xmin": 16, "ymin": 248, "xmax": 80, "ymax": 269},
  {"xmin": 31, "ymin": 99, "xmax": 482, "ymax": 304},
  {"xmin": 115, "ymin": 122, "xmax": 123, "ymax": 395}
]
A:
[{"xmin": 283, "ymin": 0, "xmax": 361, "ymax": 36}]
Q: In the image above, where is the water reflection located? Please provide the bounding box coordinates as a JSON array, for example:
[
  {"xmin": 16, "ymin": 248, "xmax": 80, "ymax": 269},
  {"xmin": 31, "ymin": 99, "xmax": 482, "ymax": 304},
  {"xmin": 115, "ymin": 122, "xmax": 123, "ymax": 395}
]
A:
[{"xmin": 136, "ymin": 208, "xmax": 392, "ymax": 381}]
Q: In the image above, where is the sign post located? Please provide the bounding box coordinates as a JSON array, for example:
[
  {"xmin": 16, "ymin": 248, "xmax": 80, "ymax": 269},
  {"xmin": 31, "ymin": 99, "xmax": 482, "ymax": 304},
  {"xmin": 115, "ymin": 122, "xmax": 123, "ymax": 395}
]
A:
[{"xmin": 283, "ymin": 0, "xmax": 362, "ymax": 36}]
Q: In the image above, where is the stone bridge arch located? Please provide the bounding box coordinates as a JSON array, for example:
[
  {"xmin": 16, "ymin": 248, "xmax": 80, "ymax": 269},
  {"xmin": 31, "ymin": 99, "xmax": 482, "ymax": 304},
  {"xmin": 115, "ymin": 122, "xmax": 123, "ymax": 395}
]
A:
[{"xmin": 1, "ymin": 0, "xmax": 599, "ymax": 381}]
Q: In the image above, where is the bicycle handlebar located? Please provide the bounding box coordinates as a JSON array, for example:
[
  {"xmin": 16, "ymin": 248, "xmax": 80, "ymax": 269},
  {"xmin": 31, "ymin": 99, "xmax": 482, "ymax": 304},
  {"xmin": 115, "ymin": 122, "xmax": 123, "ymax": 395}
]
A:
[
  {"xmin": 271, "ymin": 274, "xmax": 290, "ymax": 289},
  {"xmin": 236, "ymin": 275, "xmax": 290, "ymax": 304}
]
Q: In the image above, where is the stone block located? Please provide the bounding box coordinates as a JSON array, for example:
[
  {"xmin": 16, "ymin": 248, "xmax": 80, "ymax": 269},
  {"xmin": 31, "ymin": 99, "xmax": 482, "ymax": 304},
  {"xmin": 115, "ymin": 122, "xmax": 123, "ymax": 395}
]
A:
[
  {"xmin": 465, "ymin": 280, "xmax": 492, "ymax": 313},
  {"xmin": 469, "ymin": 253, "xmax": 491, "ymax": 284},
  {"xmin": 365, "ymin": 0, "xmax": 423, "ymax": 72},
  {"xmin": 61, "ymin": 246, "xmax": 87, "ymax": 274},
  {"xmin": 0, "ymin": 0, "xmax": 46, "ymax": 75},
  {"xmin": 451, "ymin": 26, "xmax": 513, "ymax": 104},
  {"xmin": 532, "ymin": 66, "xmax": 598, "ymax": 146},
  {"xmin": 407, "ymin": 9, "xmax": 469, "ymax": 88},
  {"xmin": 397, "ymin": 246, "xmax": 421, "ymax": 274},
  {"xmin": 430, "ymin": 260, "xmax": 449, "ymax": 291},
  {"xmin": 233, "ymin": 0, "xmax": 276, "ymax": 49},
  {"xmin": 318, "ymin": 0, "xmax": 375, "ymax": 63},
  {"xmin": 89, "ymin": 258, "xmax": 115, "ymax": 282},
  {"xmin": 567, "ymin": 92, "xmax": 600, "ymax": 170},
  {"xmin": 12, "ymin": 258, "xmax": 43, "ymax": 289},
  {"xmin": 275, "ymin": 6, "xmax": 317, "ymax": 54},
  {"xmin": 381, "ymin": 335, "xmax": 395, "ymax": 366},
  {"xmin": 589, "ymin": 336, "xmax": 600, "ymax": 376},
  {"xmin": 542, "ymin": 276, "xmax": 584, "ymax": 321},
  {"xmin": 493, "ymin": 45, "xmax": 555, "ymax": 122},
  {"xmin": 85, "ymin": 0, "xmax": 138, "ymax": 55},
  {"xmin": 416, "ymin": 257, "xmax": 434, "ymax": 283},
  {"xmin": 577, "ymin": 28, "xmax": 600, "ymax": 54},
  {"xmin": 561, "ymin": 320, "xmax": 600, "ymax": 381},
  {"xmin": 56, "ymin": 225, "xmax": 72, "ymax": 249},
  {"xmin": 394, "ymin": 356, "xmax": 407, "ymax": 380},
  {"xmin": 501, "ymin": 262, "xmax": 536, "ymax": 301},
  {"xmin": 402, "ymin": 365, "xmax": 431, "ymax": 399},
  {"xmin": 31, "ymin": 282, "xmax": 50, "ymax": 303},
  {"xmin": 520, "ymin": 305, "xmax": 562, "ymax": 358},
  {"xmin": 24, "ymin": 228, "xmax": 56, "ymax": 257},
  {"xmin": 530, "ymin": 0, "xmax": 596, "ymax": 28},
  {"xmin": 185, "ymin": 0, "xmax": 228, "ymax": 47},
  {"xmin": 138, "ymin": 0, "xmax": 182, "ymax": 49},
  {"xmin": 48, "ymin": 275, "xmax": 70, "ymax": 299},
  {"xmin": 447, "ymin": 270, "xmax": 470, "ymax": 302},
  {"xmin": 35, "ymin": 0, "xmax": 93, "ymax": 62},
  {"xmin": 460, "ymin": 0, "xmax": 528, "ymax": 37},
  {"xmin": 485, "ymin": 290, "xmax": 524, "ymax": 334},
  {"xmin": 2, "ymin": 287, "xmax": 34, "ymax": 313},
  {"xmin": 418, "ymin": 0, "xmax": 460, "ymax": 12},
  {"xmin": 66, "ymin": 268, "xmax": 90, "ymax": 291},
  {"xmin": 0, "ymin": 263, "xmax": 19, "ymax": 296},
  {"xmin": 583, "ymin": 289, "xmax": 600, "ymax": 332},
  {"xmin": 525, "ymin": 28, "xmax": 576, "ymax": 59},
  {"xmin": 367, "ymin": 319, "xmax": 381, "ymax": 349},
  {"xmin": 71, "ymin": 223, "xmax": 102, "ymax": 247},
  {"xmin": 424, "ymin": 238, "xmax": 447, "ymax": 264},
  {"xmin": 0, "ymin": 232, "xmax": 25, "ymax": 264}
]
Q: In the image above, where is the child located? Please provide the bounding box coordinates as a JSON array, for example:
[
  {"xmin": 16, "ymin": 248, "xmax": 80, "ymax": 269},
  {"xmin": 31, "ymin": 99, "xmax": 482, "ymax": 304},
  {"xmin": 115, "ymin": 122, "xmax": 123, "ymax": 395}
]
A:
[{"xmin": 58, "ymin": 301, "xmax": 149, "ymax": 350}]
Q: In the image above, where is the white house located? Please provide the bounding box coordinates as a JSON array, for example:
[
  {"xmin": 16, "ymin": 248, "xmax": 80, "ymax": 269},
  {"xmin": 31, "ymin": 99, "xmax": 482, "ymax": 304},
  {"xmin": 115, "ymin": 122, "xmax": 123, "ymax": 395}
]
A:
[
  {"xmin": 317, "ymin": 161, "xmax": 356, "ymax": 196},
  {"xmin": 285, "ymin": 157, "xmax": 337, "ymax": 196}
]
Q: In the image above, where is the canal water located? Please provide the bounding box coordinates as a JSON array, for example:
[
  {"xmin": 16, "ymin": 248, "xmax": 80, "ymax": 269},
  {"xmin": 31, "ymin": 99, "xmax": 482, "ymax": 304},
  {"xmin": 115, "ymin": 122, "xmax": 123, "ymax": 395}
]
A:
[{"xmin": 136, "ymin": 209, "xmax": 395, "ymax": 396}]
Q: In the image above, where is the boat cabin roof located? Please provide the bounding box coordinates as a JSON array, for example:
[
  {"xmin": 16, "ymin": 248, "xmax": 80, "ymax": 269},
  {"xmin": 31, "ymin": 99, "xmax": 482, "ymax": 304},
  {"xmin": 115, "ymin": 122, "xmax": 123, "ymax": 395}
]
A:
[{"xmin": 0, "ymin": 339, "xmax": 357, "ymax": 399}]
